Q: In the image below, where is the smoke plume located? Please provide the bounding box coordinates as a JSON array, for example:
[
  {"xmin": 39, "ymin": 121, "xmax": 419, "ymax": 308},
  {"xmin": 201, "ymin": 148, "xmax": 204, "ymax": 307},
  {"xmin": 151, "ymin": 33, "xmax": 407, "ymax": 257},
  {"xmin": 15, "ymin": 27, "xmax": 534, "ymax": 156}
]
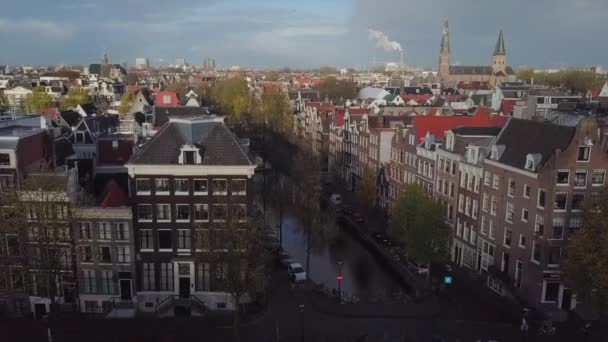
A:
[{"xmin": 368, "ymin": 29, "xmax": 402, "ymax": 52}]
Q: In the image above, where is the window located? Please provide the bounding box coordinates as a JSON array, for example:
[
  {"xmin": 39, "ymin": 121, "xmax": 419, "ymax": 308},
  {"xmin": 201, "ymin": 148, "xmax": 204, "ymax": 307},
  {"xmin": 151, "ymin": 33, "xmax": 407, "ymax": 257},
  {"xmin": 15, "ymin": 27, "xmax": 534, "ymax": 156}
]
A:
[
  {"xmin": 519, "ymin": 234, "xmax": 526, "ymax": 248},
  {"xmin": 556, "ymin": 170, "xmax": 569, "ymax": 185},
  {"xmin": 490, "ymin": 196, "xmax": 497, "ymax": 216},
  {"xmin": 174, "ymin": 179, "xmax": 189, "ymax": 194},
  {"xmin": 574, "ymin": 170, "xmax": 587, "ymax": 187},
  {"xmin": 160, "ymin": 263, "xmax": 174, "ymax": 291},
  {"xmin": 472, "ymin": 200, "xmax": 478, "ymax": 219},
  {"xmin": 232, "ymin": 204, "xmax": 247, "ymax": 221},
  {"xmin": 196, "ymin": 262, "xmax": 211, "ymax": 291},
  {"xmin": 544, "ymin": 282, "xmax": 560, "ymax": 303},
  {"xmin": 569, "ymin": 217, "xmax": 582, "ymax": 234},
  {"xmin": 231, "ymin": 179, "xmax": 247, "ymax": 195},
  {"xmin": 523, "ymin": 184, "xmax": 531, "ymax": 198},
  {"xmin": 515, "ymin": 260, "xmax": 523, "ymax": 288},
  {"xmin": 505, "ymin": 202, "xmax": 514, "ymax": 223},
  {"xmin": 177, "ymin": 230, "xmax": 191, "ymax": 250},
  {"xmin": 138, "ymin": 204, "xmax": 152, "ymax": 221},
  {"xmin": 193, "ymin": 179, "xmax": 208, "ymax": 194},
  {"xmin": 194, "ymin": 204, "xmax": 209, "ymax": 222},
  {"xmin": 532, "ymin": 241, "xmax": 541, "ymax": 263},
  {"xmin": 458, "ymin": 194, "xmax": 464, "ymax": 213},
  {"xmin": 212, "ymin": 179, "xmax": 227, "ymax": 195},
  {"xmin": 81, "ymin": 246, "xmax": 93, "ymax": 262},
  {"xmin": 142, "ymin": 263, "xmax": 155, "ymax": 291},
  {"xmin": 571, "ymin": 194, "xmax": 585, "ymax": 211},
  {"xmin": 554, "ymin": 193, "xmax": 567, "ymax": 211},
  {"xmin": 83, "ymin": 270, "xmax": 96, "ymax": 293},
  {"xmin": 0, "ymin": 153, "xmax": 10, "ymax": 165},
  {"xmin": 592, "ymin": 170, "xmax": 605, "ymax": 185},
  {"xmin": 466, "ymin": 173, "xmax": 473, "ymax": 191},
  {"xmin": 80, "ymin": 222, "xmax": 92, "ymax": 239},
  {"xmin": 537, "ymin": 189, "xmax": 546, "ymax": 209},
  {"xmin": 100, "ymin": 270, "xmax": 114, "ymax": 294},
  {"xmin": 469, "ymin": 228, "xmax": 476, "ymax": 245},
  {"xmin": 480, "ymin": 216, "xmax": 488, "ymax": 235},
  {"xmin": 155, "ymin": 178, "xmax": 169, "ymax": 194},
  {"xmin": 112, "ymin": 140, "xmax": 118, "ymax": 150},
  {"xmin": 176, "ymin": 204, "xmax": 190, "ymax": 222},
  {"xmin": 484, "ymin": 171, "xmax": 491, "ymax": 186},
  {"xmin": 75, "ymin": 132, "xmax": 86, "ymax": 144},
  {"xmin": 492, "ymin": 174, "xmax": 500, "ymax": 189},
  {"xmin": 521, "ymin": 208, "xmax": 529, "ymax": 222},
  {"xmin": 465, "ymin": 197, "xmax": 471, "ymax": 217},
  {"xmin": 463, "ymin": 223, "xmax": 470, "ymax": 242},
  {"xmin": 552, "ymin": 217, "xmax": 564, "ymax": 239},
  {"xmin": 489, "ymin": 219, "xmax": 495, "ymax": 239},
  {"xmin": 158, "ymin": 230, "xmax": 172, "ymax": 250},
  {"xmin": 183, "ymin": 150, "xmax": 196, "ymax": 165},
  {"xmin": 140, "ymin": 230, "xmax": 153, "ymax": 250},
  {"xmin": 213, "ymin": 204, "xmax": 227, "ymax": 222},
  {"xmin": 196, "ymin": 229, "xmax": 210, "ymax": 251},
  {"xmin": 6, "ymin": 234, "xmax": 20, "ymax": 256},
  {"xmin": 456, "ymin": 219, "xmax": 462, "ymax": 237},
  {"xmin": 577, "ymin": 146, "xmax": 590, "ymax": 161},
  {"xmin": 162, "ymin": 95, "xmax": 171, "ymax": 104},
  {"xmin": 99, "ymin": 246, "xmax": 111, "ymax": 263},
  {"xmin": 99, "ymin": 222, "xmax": 111, "ymax": 240},
  {"xmin": 117, "ymin": 246, "xmax": 130, "ymax": 263},
  {"xmin": 115, "ymin": 223, "xmax": 129, "ymax": 241},
  {"xmin": 156, "ymin": 204, "xmax": 171, "ymax": 221},
  {"xmin": 534, "ymin": 215, "xmax": 544, "ymax": 236},
  {"xmin": 482, "ymin": 193, "xmax": 489, "ymax": 212},
  {"xmin": 508, "ymin": 179, "xmax": 515, "ymax": 197},
  {"xmin": 504, "ymin": 229, "xmax": 512, "ymax": 247},
  {"xmin": 460, "ymin": 172, "xmax": 466, "ymax": 188},
  {"xmin": 136, "ymin": 179, "xmax": 151, "ymax": 194}
]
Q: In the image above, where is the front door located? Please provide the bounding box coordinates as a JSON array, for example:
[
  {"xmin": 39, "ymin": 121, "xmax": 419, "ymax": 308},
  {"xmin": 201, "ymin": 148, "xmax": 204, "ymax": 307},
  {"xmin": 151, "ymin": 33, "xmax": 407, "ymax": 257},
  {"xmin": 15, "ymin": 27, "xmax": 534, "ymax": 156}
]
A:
[
  {"xmin": 120, "ymin": 279, "xmax": 132, "ymax": 300},
  {"xmin": 561, "ymin": 289, "xmax": 572, "ymax": 310},
  {"xmin": 34, "ymin": 303, "xmax": 46, "ymax": 320},
  {"xmin": 179, "ymin": 278, "xmax": 190, "ymax": 299}
]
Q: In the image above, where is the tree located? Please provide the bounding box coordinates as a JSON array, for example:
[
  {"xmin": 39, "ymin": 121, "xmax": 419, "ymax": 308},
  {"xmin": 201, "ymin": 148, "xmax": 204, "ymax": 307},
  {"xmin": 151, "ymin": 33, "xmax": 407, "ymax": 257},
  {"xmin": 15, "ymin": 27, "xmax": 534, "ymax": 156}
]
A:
[
  {"xmin": 563, "ymin": 189, "xmax": 608, "ymax": 313},
  {"xmin": 388, "ymin": 185, "xmax": 450, "ymax": 276},
  {"xmin": 118, "ymin": 91, "xmax": 134, "ymax": 115},
  {"xmin": 209, "ymin": 78, "xmax": 250, "ymax": 123},
  {"xmin": 42, "ymin": 70, "xmax": 80, "ymax": 80},
  {"xmin": 516, "ymin": 69, "xmax": 604, "ymax": 93},
  {"xmin": 60, "ymin": 88, "xmax": 90, "ymax": 110},
  {"xmin": 0, "ymin": 93, "xmax": 8, "ymax": 108},
  {"xmin": 317, "ymin": 77, "xmax": 357, "ymax": 104},
  {"xmin": 164, "ymin": 80, "xmax": 189, "ymax": 100},
  {"xmin": 356, "ymin": 165, "xmax": 377, "ymax": 211},
  {"xmin": 266, "ymin": 172, "xmax": 293, "ymax": 249},
  {"xmin": 194, "ymin": 212, "xmax": 267, "ymax": 341},
  {"xmin": 23, "ymin": 87, "xmax": 53, "ymax": 113},
  {"xmin": 254, "ymin": 91, "xmax": 291, "ymax": 134}
]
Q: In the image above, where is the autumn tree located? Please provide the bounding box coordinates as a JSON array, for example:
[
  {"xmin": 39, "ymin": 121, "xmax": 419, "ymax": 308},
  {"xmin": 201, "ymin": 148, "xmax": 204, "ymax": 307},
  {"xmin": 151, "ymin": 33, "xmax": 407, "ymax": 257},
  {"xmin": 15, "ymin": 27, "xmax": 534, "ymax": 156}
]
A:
[
  {"xmin": 563, "ymin": 189, "xmax": 608, "ymax": 313},
  {"xmin": 209, "ymin": 78, "xmax": 250, "ymax": 123},
  {"xmin": 356, "ymin": 165, "xmax": 377, "ymax": 211},
  {"xmin": 60, "ymin": 88, "xmax": 90, "ymax": 110},
  {"xmin": 389, "ymin": 185, "xmax": 450, "ymax": 276},
  {"xmin": 23, "ymin": 87, "xmax": 53, "ymax": 113},
  {"xmin": 118, "ymin": 91, "xmax": 135, "ymax": 116},
  {"xmin": 317, "ymin": 77, "xmax": 357, "ymax": 104},
  {"xmin": 194, "ymin": 212, "xmax": 267, "ymax": 341},
  {"xmin": 253, "ymin": 91, "xmax": 291, "ymax": 134},
  {"xmin": 516, "ymin": 69, "xmax": 604, "ymax": 93}
]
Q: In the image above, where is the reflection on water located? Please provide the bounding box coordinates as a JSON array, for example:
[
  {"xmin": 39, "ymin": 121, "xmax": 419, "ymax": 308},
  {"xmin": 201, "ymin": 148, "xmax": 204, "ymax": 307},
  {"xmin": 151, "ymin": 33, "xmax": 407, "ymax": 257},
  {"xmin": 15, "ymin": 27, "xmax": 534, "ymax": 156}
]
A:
[{"xmin": 269, "ymin": 210, "xmax": 403, "ymax": 300}]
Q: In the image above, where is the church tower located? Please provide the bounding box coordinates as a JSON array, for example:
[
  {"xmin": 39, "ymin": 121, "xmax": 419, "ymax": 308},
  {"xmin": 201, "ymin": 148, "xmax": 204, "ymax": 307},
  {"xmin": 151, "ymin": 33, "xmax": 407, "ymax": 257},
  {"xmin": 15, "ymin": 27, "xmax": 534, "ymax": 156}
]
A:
[
  {"xmin": 492, "ymin": 30, "xmax": 506, "ymax": 74},
  {"xmin": 438, "ymin": 20, "xmax": 450, "ymax": 82}
]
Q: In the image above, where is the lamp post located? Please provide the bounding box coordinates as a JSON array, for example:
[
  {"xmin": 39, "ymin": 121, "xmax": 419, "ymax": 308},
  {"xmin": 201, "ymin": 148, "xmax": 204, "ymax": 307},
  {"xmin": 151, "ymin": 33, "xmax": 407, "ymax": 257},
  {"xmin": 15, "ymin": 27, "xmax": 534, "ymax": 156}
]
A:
[
  {"xmin": 337, "ymin": 260, "xmax": 344, "ymax": 304},
  {"xmin": 298, "ymin": 304, "xmax": 305, "ymax": 342}
]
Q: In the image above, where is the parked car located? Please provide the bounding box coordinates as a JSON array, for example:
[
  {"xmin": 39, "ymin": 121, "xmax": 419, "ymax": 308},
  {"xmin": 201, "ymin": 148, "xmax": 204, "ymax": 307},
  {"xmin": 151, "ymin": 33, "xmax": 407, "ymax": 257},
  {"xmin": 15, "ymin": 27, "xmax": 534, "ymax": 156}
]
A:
[
  {"xmin": 408, "ymin": 260, "xmax": 430, "ymax": 275},
  {"xmin": 287, "ymin": 263, "xmax": 307, "ymax": 283},
  {"xmin": 329, "ymin": 193, "xmax": 342, "ymax": 206}
]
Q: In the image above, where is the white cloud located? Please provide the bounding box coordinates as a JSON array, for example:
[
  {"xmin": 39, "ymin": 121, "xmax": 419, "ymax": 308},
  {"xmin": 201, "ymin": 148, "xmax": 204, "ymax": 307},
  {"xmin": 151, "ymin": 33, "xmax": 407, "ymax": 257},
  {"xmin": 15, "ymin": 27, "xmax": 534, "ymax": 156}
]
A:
[{"xmin": 0, "ymin": 18, "xmax": 71, "ymax": 38}]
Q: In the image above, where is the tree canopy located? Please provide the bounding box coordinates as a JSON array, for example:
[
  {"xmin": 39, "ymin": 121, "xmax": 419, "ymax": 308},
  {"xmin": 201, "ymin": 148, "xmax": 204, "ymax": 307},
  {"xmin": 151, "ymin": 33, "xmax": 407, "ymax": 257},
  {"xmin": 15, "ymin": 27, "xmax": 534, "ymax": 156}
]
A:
[
  {"xmin": 388, "ymin": 185, "xmax": 450, "ymax": 264},
  {"xmin": 317, "ymin": 77, "xmax": 357, "ymax": 103},
  {"xmin": 516, "ymin": 69, "xmax": 604, "ymax": 93},
  {"xmin": 253, "ymin": 91, "xmax": 291, "ymax": 134},
  {"xmin": 60, "ymin": 88, "xmax": 90, "ymax": 110},
  {"xmin": 209, "ymin": 78, "xmax": 250, "ymax": 122},
  {"xmin": 24, "ymin": 87, "xmax": 53, "ymax": 113},
  {"xmin": 118, "ymin": 91, "xmax": 134, "ymax": 115},
  {"xmin": 563, "ymin": 189, "xmax": 608, "ymax": 312}
]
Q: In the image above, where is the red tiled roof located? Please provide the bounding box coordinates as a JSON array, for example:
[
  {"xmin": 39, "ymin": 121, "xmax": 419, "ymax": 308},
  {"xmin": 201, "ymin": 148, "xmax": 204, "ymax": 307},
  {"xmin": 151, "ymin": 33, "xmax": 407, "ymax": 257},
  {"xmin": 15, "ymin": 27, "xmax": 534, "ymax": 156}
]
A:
[
  {"xmin": 262, "ymin": 83, "xmax": 282, "ymax": 94},
  {"xmin": 154, "ymin": 91, "xmax": 179, "ymax": 106},
  {"xmin": 100, "ymin": 180, "xmax": 129, "ymax": 208},
  {"xmin": 335, "ymin": 112, "xmax": 345, "ymax": 126},
  {"xmin": 412, "ymin": 107, "xmax": 507, "ymax": 143}
]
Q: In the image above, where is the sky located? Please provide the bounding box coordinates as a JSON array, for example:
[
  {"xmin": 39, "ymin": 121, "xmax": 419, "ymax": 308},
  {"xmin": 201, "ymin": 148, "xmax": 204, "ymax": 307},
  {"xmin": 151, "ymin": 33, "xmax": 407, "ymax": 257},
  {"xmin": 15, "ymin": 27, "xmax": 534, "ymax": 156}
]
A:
[{"xmin": 0, "ymin": 0, "xmax": 606, "ymax": 69}]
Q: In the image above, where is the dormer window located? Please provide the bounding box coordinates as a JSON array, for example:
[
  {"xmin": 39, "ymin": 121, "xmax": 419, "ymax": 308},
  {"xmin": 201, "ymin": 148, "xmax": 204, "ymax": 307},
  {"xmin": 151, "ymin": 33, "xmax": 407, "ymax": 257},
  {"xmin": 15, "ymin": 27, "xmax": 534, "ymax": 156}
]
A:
[
  {"xmin": 491, "ymin": 146, "xmax": 499, "ymax": 160},
  {"xmin": 445, "ymin": 132, "xmax": 454, "ymax": 151},
  {"xmin": 525, "ymin": 154, "xmax": 541, "ymax": 171},
  {"xmin": 466, "ymin": 146, "xmax": 479, "ymax": 164},
  {"xmin": 179, "ymin": 144, "xmax": 201, "ymax": 165}
]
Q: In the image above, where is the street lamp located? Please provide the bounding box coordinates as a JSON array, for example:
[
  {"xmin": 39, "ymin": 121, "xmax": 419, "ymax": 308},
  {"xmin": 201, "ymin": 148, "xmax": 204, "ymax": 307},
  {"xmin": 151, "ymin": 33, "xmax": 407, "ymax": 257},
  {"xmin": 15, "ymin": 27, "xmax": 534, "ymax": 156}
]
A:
[
  {"xmin": 336, "ymin": 260, "xmax": 344, "ymax": 304},
  {"xmin": 298, "ymin": 304, "xmax": 305, "ymax": 342}
]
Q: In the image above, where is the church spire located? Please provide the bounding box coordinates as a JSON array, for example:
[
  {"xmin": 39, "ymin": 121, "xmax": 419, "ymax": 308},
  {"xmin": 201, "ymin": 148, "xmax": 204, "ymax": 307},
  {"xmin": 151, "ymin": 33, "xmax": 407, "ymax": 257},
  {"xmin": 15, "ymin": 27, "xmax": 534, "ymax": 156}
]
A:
[
  {"xmin": 440, "ymin": 20, "xmax": 450, "ymax": 53},
  {"xmin": 493, "ymin": 30, "xmax": 506, "ymax": 56}
]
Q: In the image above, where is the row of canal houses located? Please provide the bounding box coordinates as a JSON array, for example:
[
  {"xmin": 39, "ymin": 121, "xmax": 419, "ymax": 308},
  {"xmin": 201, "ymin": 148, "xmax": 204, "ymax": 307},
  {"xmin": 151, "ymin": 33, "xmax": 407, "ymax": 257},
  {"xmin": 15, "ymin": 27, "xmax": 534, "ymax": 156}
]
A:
[{"xmin": 293, "ymin": 95, "xmax": 608, "ymax": 318}]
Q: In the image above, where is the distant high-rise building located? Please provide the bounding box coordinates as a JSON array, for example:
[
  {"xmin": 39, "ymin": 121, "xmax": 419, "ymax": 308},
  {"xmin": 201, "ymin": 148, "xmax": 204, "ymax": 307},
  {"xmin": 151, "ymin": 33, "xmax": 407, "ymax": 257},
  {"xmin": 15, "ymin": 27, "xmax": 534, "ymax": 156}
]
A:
[
  {"xmin": 135, "ymin": 57, "xmax": 149, "ymax": 69},
  {"xmin": 175, "ymin": 58, "xmax": 187, "ymax": 67},
  {"xmin": 202, "ymin": 58, "xmax": 216, "ymax": 71}
]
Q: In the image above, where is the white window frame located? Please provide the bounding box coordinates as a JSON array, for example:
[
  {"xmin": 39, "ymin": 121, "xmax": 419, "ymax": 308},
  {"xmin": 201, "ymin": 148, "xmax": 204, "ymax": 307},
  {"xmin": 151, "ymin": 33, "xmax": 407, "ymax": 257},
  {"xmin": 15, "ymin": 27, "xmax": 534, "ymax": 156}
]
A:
[
  {"xmin": 577, "ymin": 145, "xmax": 590, "ymax": 162},
  {"xmin": 592, "ymin": 169, "xmax": 606, "ymax": 186},
  {"xmin": 139, "ymin": 229, "xmax": 154, "ymax": 252},
  {"xmin": 156, "ymin": 204, "xmax": 171, "ymax": 222},
  {"xmin": 523, "ymin": 184, "xmax": 530, "ymax": 199},
  {"xmin": 521, "ymin": 208, "xmax": 528, "ymax": 222},
  {"xmin": 155, "ymin": 178, "xmax": 170, "ymax": 195},
  {"xmin": 175, "ymin": 204, "xmax": 191, "ymax": 223},
  {"xmin": 158, "ymin": 229, "xmax": 173, "ymax": 252},
  {"xmin": 492, "ymin": 174, "xmax": 500, "ymax": 189},
  {"xmin": 574, "ymin": 169, "xmax": 588, "ymax": 188},
  {"xmin": 212, "ymin": 179, "xmax": 228, "ymax": 196},
  {"xmin": 193, "ymin": 179, "xmax": 208, "ymax": 195},
  {"xmin": 554, "ymin": 192, "xmax": 568, "ymax": 212},
  {"xmin": 556, "ymin": 170, "xmax": 570, "ymax": 186},
  {"xmin": 174, "ymin": 178, "xmax": 189, "ymax": 195},
  {"xmin": 231, "ymin": 179, "xmax": 247, "ymax": 196},
  {"xmin": 98, "ymin": 222, "xmax": 112, "ymax": 241},
  {"xmin": 518, "ymin": 234, "xmax": 526, "ymax": 249},
  {"xmin": 194, "ymin": 204, "xmax": 210, "ymax": 222},
  {"xmin": 537, "ymin": 189, "xmax": 546, "ymax": 210},
  {"xmin": 117, "ymin": 246, "xmax": 131, "ymax": 263}
]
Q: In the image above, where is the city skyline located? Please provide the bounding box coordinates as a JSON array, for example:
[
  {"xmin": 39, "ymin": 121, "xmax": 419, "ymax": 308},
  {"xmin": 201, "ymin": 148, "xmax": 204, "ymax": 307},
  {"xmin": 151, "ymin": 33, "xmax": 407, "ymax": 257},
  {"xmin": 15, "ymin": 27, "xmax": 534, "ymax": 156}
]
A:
[{"xmin": 1, "ymin": 0, "xmax": 607, "ymax": 68}]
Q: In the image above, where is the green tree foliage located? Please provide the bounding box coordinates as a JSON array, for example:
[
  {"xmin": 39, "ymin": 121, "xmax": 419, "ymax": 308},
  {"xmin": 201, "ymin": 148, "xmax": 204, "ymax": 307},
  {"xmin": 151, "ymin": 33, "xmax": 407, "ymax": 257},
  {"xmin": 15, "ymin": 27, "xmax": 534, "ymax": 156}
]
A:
[
  {"xmin": 254, "ymin": 91, "xmax": 291, "ymax": 134},
  {"xmin": 118, "ymin": 91, "xmax": 134, "ymax": 115},
  {"xmin": 389, "ymin": 185, "xmax": 450, "ymax": 267},
  {"xmin": 24, "ymin": 87, "xmax": 53, "ymax": 113},
  {"xmin": 60, "ymin": 88, "xmax": 90, "ymax": 110},
  {"xmin": 0, "ymin": 93, "xmax": 8, "ymax": 108},
  {"xmin": 563, "ymin": 189, "xmax": 608, "ymax": 312},
  {"xmin": 42, "ymin": 70, "xmax": 81, "ymax": 80},
  {"xmin": 516, "ymin": 69, "xmax": 604, "ymax": 93},
  {"xmin": 356, "ymin": 165, "xmax": 377, "ymax": 210},
  {"xmin": 317, "ymin": 77, "xmax": 357, "ymax": 103},
  {"xmin": 210, "ymin": 78, "xmax": 250, "ymax": 122}
]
